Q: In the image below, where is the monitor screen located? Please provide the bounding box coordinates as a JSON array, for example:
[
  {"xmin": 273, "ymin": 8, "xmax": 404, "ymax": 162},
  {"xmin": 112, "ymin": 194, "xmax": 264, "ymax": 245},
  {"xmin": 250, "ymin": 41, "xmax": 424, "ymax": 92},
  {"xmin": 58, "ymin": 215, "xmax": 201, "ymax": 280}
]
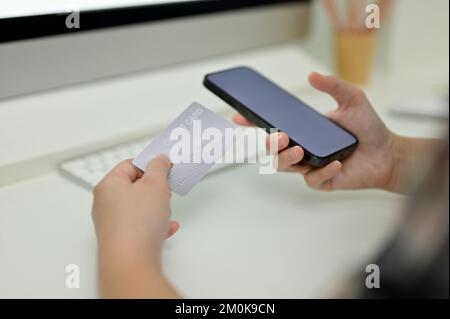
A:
[
  {"xmin": 0, "ymin": 0, "xmax": 196, "ymax": 19},
  {"xmin": 0, "ymin": 0, "xmax": 304, "ymax": 43}
]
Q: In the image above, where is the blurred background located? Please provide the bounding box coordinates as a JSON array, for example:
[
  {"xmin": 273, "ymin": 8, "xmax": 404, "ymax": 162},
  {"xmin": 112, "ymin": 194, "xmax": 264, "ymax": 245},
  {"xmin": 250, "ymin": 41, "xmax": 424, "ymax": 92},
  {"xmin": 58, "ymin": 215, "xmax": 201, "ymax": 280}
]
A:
[{"xmin": 0, "ymin": 0, "xmax": 448, "ymax": 298}]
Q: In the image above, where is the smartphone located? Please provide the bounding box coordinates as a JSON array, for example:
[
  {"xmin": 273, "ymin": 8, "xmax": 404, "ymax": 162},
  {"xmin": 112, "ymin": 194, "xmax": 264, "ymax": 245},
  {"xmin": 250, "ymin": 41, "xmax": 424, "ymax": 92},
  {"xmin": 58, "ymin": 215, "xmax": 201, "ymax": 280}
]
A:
[{"xmin": 203, "ymin": 66, "xmax": 358, "ymax": 167}]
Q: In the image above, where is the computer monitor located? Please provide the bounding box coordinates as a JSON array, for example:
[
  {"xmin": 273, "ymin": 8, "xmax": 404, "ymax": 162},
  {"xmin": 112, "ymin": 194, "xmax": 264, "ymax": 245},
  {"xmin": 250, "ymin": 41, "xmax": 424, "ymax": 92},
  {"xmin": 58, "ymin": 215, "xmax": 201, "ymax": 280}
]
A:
[
  {"xmin": 0, "ymin": 0, "xmax": 309, "ymax": 99},
  {"xmin": 0, "ymin": 0, "xmax": 305, "ymax": 43}
]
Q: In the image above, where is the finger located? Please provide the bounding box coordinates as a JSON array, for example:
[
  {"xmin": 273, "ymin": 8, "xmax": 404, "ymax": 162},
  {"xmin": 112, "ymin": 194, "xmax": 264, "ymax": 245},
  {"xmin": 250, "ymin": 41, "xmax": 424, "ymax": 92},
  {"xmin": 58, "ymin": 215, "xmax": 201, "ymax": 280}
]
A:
[
  {"xmin": 318, "ymin": 179, "xmax": 334, "ymax": 192},
  {"xmin": 266, "ymin": 132, "xmax": 290, "ymax": 154},
  {"xmin": 308, "ymin": 72, "xmax": 367, "ymax": 109},
  {"xmin": 141, "ymin": 154, "xmax": 172, "ymax": 186},
  {"xmin": 166, "ymin": 221, "xmax": 180, "ymax": 239},
  {"xmin": 276, "ymin": 146, "xmax": 304, "ymax": 171},
  {"xmin": 325, "ymin": 109, "xmax": 341, "ymax": 123},
  {"xmin": 286, "ymin": 163, "xmax": 312, "ymax": 175},
  {"xmin": 304, "ymin": 161, "xmax": 342, "ymax": 190},
  {"xmin": 105, "ymin": 159, "xmax": 141, "ymax": 183},
  {"xmin": 232, "ymin": 113, "xmax": 255, "ymax": 127}
]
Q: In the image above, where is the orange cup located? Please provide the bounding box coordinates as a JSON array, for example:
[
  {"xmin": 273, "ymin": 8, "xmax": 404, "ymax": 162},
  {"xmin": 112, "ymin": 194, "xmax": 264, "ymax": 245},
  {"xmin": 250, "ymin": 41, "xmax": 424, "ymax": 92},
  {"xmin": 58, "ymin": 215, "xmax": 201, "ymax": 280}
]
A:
[{"xmin": 335, "ymin": 29, "xmax": 377, "ymax": 85}]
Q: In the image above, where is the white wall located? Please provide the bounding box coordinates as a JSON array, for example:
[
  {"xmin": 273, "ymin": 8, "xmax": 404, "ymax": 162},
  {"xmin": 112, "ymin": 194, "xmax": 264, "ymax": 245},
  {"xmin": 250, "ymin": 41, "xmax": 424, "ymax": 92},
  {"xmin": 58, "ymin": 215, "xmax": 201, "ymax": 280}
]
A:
[
  {"xmin": 388, "ymin": 0, "xmax": 449, "ymax": 88},
  {"xmin": 302, "ymin": 0, "xmax": 449, "ymax": 91}
]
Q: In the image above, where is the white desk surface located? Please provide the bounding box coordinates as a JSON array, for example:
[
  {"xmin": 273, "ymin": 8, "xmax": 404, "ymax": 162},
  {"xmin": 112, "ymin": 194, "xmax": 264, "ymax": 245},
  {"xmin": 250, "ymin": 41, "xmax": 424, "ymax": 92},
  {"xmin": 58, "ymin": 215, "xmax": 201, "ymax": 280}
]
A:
[{"xmin": 0, "ymin": 41, "xmax": 447, "ymax": 298}]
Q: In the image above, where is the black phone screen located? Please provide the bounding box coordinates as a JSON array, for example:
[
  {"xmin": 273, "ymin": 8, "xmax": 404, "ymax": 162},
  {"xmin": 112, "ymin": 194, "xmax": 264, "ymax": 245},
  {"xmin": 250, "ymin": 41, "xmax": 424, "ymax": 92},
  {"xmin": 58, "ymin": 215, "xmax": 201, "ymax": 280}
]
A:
[{"xmin": 205, "ymin": 67, "xmax": 357, "ymax": 159}]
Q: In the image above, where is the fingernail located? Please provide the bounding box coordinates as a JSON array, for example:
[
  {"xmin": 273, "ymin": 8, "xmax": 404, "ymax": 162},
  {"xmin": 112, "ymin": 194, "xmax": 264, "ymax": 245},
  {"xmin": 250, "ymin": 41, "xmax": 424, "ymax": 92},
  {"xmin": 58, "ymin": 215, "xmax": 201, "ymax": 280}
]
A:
[
  {"xmin": 155, "ymin": 154, "xmax": 168, "ymax": 160},
  {"xmin": 270, "ymin": 133, "xmax": 281, "ymax": 145},
  {"xmin": 290, "ymin": 147, "xmax": 298, "ymax": 159},
  {"xmin": 155, "ymin": 154, "xmax": 172, "ymax": 166},
  {"xmin": 334, "ymin": 161, "xmax": 342, "ymax": 169},
  {"xmin": 277, "ymin": 133, "xmax": 284, "ymax": 141}
]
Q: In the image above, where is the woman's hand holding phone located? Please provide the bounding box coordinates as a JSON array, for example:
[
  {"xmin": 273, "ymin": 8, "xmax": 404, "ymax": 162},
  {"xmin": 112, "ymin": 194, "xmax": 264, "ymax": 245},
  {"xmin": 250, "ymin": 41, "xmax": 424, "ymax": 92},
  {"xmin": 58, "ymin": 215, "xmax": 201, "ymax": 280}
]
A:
[{"xmin": 233, "ymin": 72, "xmax": 402, "ymax": 192}]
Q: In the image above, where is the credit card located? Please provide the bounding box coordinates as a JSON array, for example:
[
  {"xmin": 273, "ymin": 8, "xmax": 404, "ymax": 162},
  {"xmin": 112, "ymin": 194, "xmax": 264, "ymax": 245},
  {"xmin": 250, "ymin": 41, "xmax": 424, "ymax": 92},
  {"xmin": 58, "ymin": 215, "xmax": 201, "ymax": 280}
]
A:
[{"xmin": 133, "ymin": 102, "xmax": 237, "ymax": 195}]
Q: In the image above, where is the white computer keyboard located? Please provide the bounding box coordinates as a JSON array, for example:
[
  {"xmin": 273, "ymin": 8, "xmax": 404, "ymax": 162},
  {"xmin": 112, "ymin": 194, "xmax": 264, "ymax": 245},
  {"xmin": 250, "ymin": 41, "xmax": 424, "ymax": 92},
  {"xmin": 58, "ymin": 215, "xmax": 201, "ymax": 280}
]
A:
[
  {"xmin": 59, "ymin": 129, "xmax": 266, "ymax": 190},
  {"xmin": 59, "ymin": 137, "xmax": 152, "ymax": 189}
]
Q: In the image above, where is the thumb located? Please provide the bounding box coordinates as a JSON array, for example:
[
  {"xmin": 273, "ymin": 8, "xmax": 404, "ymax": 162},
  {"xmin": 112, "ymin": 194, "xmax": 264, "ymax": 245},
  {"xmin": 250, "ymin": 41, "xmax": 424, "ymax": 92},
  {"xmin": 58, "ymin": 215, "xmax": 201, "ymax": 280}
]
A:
[
  {"xmin": 308, "ymin": 72, "xmax": 367, "ymax": 109},
  {"xmin": 141, "ymin": 154, "xmax": 172, "ymax": 186}
]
